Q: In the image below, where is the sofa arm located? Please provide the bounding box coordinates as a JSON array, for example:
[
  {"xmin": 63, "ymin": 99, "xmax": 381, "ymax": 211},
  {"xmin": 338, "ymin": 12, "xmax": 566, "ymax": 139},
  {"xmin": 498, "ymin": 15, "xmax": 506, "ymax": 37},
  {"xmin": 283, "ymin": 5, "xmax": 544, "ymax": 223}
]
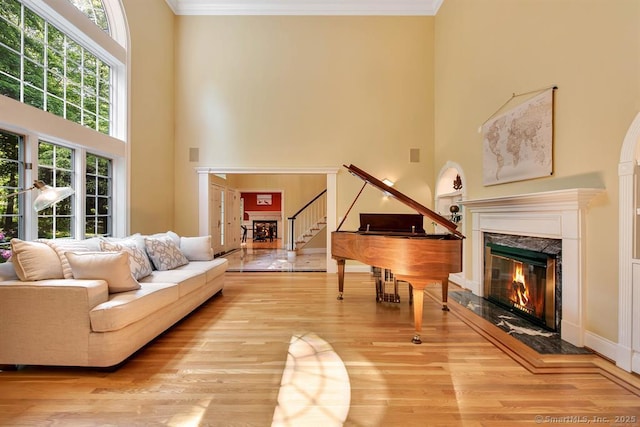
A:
[{"xmin": 0, "ymin": 279, "xmax": 109, "ymax": 366}]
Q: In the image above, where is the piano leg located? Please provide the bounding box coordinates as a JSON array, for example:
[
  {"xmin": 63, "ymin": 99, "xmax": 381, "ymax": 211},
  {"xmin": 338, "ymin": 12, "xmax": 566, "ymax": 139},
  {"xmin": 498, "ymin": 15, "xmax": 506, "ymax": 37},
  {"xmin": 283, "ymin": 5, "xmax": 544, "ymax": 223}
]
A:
[
  {"xmin": 405, "ymin": 277, "xmax": 450, "ymax": 344},
  {"xmin": 441, "ymin": 276, "xmax": 450, "ymax": 311},
  {"xmin": 411, "ymin": 285, "xmax": 424, "ymax": 344},
  {"xmin": 336, "ymin": 258, "xmax": 345, "ymax": 300}
]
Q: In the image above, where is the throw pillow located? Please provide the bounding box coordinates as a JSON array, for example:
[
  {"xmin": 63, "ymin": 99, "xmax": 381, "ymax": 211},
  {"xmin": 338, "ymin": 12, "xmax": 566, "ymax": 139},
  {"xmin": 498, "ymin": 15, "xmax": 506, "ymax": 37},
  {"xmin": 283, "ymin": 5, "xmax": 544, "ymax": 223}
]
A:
[
  {"xmin": 42, "ymin": 238, "xmax": 102, "ymax": 279},
  {"xmin": 180, "ymin": 235, "xmax": 214, "ymax": 261},
  {"xmin": 10, "ymin": 239, "xmax": 64, "ymax": 281},
  {"xmin": 66, "ymin": 251, "xmax": 141, "ymax": 293},
  {"xmin": 146, "ymin": 231, "xmax": 180, "ymax": 247},
  {"xmin": 144, "ymin": 235, "xmax": 188, "ymax": 271},
  {"xmin": 100, "ymin": 240, "xmax": 153, "ymax": 280}
]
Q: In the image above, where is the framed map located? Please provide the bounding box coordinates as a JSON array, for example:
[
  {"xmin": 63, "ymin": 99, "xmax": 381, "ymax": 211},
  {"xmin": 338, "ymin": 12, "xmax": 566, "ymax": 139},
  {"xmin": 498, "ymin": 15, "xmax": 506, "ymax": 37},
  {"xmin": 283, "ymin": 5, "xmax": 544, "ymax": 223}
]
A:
[{"xmin": 482, "ymin": 89, "xmax": 554, "ymax": 186}]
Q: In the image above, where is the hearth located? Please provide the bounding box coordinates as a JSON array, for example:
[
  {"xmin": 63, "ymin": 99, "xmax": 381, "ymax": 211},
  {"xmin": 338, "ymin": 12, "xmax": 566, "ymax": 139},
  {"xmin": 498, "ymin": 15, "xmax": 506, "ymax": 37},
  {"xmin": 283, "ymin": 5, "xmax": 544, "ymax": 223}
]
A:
[{"xmin": 483, "ymin": 233, "xmax": 561, "ymax": 331}]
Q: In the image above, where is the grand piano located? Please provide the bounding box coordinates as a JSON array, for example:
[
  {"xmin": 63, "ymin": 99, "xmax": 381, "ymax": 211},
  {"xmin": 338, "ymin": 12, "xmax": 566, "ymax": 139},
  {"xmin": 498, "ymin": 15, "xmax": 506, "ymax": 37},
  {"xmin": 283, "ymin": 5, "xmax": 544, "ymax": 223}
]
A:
[{"xmin": 331, "ymin": 164, "xmax": 464, "ymax": 344}]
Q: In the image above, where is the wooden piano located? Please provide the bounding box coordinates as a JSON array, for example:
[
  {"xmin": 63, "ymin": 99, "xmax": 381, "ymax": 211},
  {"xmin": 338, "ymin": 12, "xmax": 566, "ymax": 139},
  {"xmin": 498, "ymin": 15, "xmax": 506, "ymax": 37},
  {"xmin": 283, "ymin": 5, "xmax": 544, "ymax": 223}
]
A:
[{"xmin": 331, "ymin": 164, "xmax": 464, "ymax": 344}]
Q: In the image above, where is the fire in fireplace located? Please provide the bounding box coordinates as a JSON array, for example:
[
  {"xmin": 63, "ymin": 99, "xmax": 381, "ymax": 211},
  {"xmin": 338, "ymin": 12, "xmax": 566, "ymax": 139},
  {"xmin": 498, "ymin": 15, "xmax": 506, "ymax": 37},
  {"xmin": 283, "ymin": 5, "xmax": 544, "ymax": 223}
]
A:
[{"xmin": 484, "ymin": 243, "xmax": 557, "ymax": 330}]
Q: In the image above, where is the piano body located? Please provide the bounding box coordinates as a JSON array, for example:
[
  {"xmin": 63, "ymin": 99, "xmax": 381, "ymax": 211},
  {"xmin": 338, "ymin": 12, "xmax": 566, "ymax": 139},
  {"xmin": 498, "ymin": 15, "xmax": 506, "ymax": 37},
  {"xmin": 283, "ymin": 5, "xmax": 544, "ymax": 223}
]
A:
[{"xmin": 331, "ymin": 164, "xmax": 464, "ymax": 344}]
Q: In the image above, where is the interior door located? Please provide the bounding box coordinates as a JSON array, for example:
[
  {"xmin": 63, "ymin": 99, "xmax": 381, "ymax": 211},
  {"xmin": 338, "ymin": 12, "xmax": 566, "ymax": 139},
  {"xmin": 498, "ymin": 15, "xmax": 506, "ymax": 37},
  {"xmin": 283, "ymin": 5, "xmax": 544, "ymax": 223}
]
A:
[
  {"xmin": 209, "ymin": 183, "xmax": 224, "ymax": 255},
  {"xmin": 225, "ymin": 189, "xmax": 241, "ymax": 252}
]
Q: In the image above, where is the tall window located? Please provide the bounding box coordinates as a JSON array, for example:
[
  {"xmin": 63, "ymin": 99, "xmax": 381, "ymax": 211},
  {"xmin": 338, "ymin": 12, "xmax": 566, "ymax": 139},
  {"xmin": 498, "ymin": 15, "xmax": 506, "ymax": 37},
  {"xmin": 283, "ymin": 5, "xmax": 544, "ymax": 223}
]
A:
[
  {"xmin": 85, "ymin": 153, "xmax": 111, "ymax": 237},
  {"xmin": 0, "ymin": 0, "xmax": 112, "ymax": 134},
  {"xmin": 0, "ymin": 130, "xmax": 23, "ymax": 260},
  {"xmin": 0, "ymin": 0, "xmax": 127, "ymax": 240},
  {"xmin": 37, "ymin": 142, "xmax": 74, "ymax": 239}
]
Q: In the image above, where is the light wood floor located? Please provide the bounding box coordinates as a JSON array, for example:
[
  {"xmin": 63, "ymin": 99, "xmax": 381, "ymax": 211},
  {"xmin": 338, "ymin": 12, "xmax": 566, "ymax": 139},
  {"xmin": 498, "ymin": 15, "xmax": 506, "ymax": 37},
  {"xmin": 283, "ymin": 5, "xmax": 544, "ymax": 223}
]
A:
[{"xmin": 1, "ymin": 272, "xmax": 639, "ymax": 426}]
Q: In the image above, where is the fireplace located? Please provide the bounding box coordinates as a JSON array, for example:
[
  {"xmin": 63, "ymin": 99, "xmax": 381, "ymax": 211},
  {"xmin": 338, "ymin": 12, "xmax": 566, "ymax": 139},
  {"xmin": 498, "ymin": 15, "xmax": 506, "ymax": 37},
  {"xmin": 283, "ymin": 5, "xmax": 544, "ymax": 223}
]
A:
[
  {"xmin": 460, "ymin": 188, "xmax": 604, "ymax": 347},
  {"xmin": 484, "ymin": 241, "xmax": 557, "ymax": 330}
]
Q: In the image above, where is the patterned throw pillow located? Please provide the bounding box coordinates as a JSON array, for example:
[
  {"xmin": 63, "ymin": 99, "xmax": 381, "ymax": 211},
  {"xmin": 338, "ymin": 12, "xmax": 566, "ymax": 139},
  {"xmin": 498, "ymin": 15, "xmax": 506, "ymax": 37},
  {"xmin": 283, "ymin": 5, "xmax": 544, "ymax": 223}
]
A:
[
  {"xmin": 144, "ymin": 235, "xmax": 188, "ymax": 271},
  {"xmin": 101, "ymin": 239, "xmax": 153, "ymax": 280}
]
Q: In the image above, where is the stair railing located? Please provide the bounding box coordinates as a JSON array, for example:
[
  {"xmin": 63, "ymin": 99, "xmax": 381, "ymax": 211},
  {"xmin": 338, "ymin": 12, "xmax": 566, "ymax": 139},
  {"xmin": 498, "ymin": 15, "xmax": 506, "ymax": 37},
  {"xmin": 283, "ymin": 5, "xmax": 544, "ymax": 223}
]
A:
[{"xmin": 287, "ymin": 189, "xmax": 327, "ymax": 251}]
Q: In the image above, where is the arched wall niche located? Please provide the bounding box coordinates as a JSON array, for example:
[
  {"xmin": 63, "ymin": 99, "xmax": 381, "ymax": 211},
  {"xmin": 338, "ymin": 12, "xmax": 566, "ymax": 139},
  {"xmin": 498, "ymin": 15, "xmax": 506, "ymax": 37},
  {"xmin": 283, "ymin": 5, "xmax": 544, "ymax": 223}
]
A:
[{"xmin": 435, "ymin": 161, "xmax": 466, "ymax": 286}]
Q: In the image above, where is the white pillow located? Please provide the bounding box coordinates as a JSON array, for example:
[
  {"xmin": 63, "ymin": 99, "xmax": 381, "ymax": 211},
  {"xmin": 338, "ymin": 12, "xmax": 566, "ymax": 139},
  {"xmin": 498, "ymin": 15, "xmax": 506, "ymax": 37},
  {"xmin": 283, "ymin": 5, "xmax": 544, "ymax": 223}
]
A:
[
  {"xmin": 144, "ymin": 235, "xmax": 188, "ymax": 271},
  {"xmin": 180, "ymin": 235, "xmax": 214, "ymax": 261},
  {"xmin": 10, "ymin": 239, "xmax": 64, "ymax": 281},
  {"xmin": 66, "ymin": 251, "xmax": 141, "ymax": 293},
  {"xmin": 101, "ymin": 240, "xmax": 153, "ymax": 280},
  {"xmin": 42, "ymin": 238, "xmax": 103, "ymax": 279}
]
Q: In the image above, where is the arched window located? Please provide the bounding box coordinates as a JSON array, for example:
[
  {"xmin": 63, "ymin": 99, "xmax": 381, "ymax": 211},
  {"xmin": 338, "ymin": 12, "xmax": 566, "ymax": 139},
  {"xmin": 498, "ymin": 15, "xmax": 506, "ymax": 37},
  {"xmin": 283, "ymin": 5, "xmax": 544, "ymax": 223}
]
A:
[
  {"xmin": 65, "ymin": 0, "xmax": 110, "ymax": 33},
  {"xmin": 0, "ymin": 0, "xmax": 128, "ymax": 249}
]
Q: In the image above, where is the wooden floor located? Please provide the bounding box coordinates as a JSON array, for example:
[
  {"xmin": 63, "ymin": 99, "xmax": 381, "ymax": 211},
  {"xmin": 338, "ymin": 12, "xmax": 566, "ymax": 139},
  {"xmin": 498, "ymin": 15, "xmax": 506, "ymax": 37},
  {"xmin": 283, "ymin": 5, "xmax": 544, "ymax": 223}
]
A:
[{"xmin": 1, "ymin": 272, "xmax": 639, "ymax": 426}]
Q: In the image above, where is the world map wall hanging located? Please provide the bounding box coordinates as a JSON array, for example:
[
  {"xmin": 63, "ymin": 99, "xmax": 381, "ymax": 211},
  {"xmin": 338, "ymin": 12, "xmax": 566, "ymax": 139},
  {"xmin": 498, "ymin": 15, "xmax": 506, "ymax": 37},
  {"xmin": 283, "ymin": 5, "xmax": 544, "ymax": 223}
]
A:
[{"xmin": 482, "ymin": 88, "xmax": 555, "ymax": 186}]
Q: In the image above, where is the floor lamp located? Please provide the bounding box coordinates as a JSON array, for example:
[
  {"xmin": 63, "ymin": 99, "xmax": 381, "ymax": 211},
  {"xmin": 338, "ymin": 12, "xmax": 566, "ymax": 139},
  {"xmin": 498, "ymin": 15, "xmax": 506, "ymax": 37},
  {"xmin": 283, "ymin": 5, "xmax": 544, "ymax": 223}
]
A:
[{"xmin": 4, "ymin": 180, "xmax": 75, "ymax": 212}]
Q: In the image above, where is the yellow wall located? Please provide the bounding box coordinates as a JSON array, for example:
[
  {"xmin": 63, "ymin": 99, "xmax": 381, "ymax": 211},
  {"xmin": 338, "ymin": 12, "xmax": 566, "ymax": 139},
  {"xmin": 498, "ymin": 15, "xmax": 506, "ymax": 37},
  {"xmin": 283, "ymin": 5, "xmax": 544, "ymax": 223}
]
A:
[
  {"xmin": 173, "ymin": 16, "xmax": 436, "ymax": 235},
  {"xmin": 123, "ymin": 0, "xmax": 176, "ymax": 234},
  {"xmin": 434, "ymin": 0, "xmax": 640, "ymax": 341},
  {"xmin": 121, "ymin": 0, "xmax": 640, "ymax": 342}
]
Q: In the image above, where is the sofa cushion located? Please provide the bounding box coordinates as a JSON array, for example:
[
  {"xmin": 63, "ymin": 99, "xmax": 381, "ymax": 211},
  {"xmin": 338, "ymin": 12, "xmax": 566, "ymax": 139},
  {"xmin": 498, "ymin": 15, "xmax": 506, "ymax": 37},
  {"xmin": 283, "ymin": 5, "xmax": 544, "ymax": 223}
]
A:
[
  {"xmin": 66, "ymin": 251, "xmax": 141, "ymax": 294},
  {"xmin": 10, "ymin": 239, "xmax": 64, "ymax": 281},
  {"xmin": 0, "ymin": 261, "xmax": 18, "ymax": 281},
  {"xmin": 89, "ymin": 283, "xmax": 179, "ymax": 332},
  {"xmin": 42, "ymin": 238, "xmax": 103, "ymax": 279},
  {"xmin": 174, "ymin": 258, "xmax": 228, "ymax": 283},
  {"xmin": 139, "ymin": 268, "xmax": 207, "ymax": 298},
  {"xmin": 144, "ymin": 236, "xmax": 188, "ymax": 271},
  {"xmin": 101, "ymin": 239, "xmax": 153, "ymax": 280},
  {"xmin": 180, "ymin": 235, "xmax": 214, "ymax": 261}
]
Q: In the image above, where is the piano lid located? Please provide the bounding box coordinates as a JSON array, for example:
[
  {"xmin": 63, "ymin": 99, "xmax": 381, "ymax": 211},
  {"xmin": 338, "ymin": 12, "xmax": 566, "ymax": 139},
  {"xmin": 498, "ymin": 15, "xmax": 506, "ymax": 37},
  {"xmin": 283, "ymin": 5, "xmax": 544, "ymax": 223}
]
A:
[{"xmin": 343, "ymin": 164, "xmax": 464, "ymax": 238}]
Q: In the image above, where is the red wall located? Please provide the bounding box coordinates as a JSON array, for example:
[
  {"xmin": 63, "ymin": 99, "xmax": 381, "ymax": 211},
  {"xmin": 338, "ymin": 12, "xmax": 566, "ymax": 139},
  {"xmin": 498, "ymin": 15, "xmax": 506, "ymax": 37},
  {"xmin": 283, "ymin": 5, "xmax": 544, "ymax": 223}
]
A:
[{"xmin": 241, "ymin": 193, "xmax": 281, "ymax": 220}]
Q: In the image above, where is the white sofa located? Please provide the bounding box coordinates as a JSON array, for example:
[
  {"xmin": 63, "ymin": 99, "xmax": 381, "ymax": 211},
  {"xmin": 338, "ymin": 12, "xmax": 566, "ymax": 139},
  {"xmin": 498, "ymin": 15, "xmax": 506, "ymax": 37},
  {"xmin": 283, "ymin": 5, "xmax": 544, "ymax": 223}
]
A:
[{"xmin": 0, "ymin": 232, "xmax": 227, "ymax": 368}]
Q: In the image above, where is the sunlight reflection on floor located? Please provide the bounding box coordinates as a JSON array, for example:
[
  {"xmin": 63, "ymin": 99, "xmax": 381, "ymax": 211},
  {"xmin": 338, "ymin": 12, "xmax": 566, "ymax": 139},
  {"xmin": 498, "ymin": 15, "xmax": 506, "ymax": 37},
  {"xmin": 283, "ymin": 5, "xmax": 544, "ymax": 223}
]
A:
[{"xmin": 272, "ymin": 333, "xmax": 351, "ymax": 427}]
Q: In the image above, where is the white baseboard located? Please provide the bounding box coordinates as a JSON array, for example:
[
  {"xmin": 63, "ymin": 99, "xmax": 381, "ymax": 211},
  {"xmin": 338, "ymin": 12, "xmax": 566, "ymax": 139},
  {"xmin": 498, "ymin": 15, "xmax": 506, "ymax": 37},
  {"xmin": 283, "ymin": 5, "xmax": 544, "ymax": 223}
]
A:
[{"xmin": 584, "ymin": 330, "xmax": 618, "ymax": 362}]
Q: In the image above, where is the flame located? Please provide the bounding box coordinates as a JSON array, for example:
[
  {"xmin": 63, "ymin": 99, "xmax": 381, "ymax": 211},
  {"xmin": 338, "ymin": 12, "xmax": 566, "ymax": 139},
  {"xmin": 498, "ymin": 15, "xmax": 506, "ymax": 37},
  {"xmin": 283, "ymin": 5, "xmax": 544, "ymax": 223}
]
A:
[{"xmin": 512, "ymin": 262, "xmax": 529, "ymax": 306}]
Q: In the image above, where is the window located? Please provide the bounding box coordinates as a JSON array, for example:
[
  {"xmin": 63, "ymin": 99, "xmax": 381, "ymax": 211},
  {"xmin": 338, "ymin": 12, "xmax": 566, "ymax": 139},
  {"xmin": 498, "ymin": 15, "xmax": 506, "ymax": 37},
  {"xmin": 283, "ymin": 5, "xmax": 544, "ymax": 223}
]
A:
[
  {"xmin": 85, "ymin": 153, "xmax": 111, "ymax": 237},
  {"xmin": 37, "ymin": 142, "xmax": 74, "ymax": 239},
  {"xmin": 0, "ymin": 0, "xmax": 112, "ymax": 134},
  {"xmin": 0, "ymin": 0, "xmax": 127, "ymax": 240},
  {"xmin": 66, "ymin": 0, "xmax": 110, "ymax": 33},
  {"xmin": 0, "ymin": 129, "xmax": 23, "ymax": 261}
]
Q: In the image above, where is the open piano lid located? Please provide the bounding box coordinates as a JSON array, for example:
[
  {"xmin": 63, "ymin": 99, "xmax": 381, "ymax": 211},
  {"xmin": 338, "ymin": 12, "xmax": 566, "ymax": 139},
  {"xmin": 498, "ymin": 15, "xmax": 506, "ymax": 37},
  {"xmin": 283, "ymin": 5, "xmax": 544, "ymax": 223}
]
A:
[{"xmin": 343, "ymin": 164, "xmax": 464, "ymax": 238}]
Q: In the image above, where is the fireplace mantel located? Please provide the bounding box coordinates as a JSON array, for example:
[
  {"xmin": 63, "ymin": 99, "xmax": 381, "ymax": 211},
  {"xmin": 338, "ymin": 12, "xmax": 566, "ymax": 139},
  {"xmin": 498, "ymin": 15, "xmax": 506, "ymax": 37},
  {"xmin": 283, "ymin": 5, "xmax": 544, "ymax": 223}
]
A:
[
  {"xmin": 460, "ymin": 188, "xmax": 605, "ymax": 212},
  {"xmin": 460, "ymin": 188, "xmax": 604, "ymax": 347}
]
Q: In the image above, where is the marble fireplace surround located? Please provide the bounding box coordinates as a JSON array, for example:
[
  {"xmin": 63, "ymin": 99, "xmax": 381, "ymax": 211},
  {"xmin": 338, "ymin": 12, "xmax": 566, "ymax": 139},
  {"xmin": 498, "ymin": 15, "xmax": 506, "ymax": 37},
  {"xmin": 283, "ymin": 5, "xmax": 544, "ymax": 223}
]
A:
[{"xmin": 460, "ymin": 188, "xmax": 604, "ymax": 347}]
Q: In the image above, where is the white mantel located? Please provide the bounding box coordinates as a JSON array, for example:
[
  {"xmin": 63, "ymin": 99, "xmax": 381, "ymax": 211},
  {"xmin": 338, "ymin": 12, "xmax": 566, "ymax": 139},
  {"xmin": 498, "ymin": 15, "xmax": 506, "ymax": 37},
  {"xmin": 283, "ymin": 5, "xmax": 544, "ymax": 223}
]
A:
[{"xmin": 460, "ymin": 188, "xmax": 604, "ymax": 347}]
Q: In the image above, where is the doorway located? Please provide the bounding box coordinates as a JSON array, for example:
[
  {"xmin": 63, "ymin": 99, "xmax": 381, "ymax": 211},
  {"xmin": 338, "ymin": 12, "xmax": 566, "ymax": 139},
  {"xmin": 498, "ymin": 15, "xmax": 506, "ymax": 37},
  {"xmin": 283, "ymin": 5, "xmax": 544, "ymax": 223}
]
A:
[{"xmin": 196, "ymin": 167, "xmax": 339, "ymax": 273}]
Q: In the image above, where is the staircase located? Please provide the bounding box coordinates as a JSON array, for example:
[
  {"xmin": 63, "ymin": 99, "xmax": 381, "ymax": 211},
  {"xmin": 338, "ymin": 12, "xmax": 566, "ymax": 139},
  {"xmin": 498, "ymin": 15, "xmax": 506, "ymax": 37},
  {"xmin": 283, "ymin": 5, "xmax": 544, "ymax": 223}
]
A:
[
  {"xmin": 287, "ymin": 190, "xmax": 327, "ymax": 252},
  {"xmin": 294, "ymin": 216, "xmax": 327, "ymax": 249}
]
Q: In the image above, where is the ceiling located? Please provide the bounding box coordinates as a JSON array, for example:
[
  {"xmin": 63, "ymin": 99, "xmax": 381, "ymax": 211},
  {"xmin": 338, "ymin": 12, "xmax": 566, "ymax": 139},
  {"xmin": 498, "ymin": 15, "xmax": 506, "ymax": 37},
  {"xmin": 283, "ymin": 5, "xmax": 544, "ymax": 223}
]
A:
[{"xmin": 164, "ymin": 0, "xmax": 444, "ymax": 15}]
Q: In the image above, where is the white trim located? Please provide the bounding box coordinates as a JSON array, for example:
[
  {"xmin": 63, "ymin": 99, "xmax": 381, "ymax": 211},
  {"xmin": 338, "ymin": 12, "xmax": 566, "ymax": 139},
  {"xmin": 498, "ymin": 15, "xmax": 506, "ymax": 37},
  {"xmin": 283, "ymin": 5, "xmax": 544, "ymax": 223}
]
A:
[
  {"xmin": 195, "ymin": 166, "xmax": 339, "ymax": 174},
  {"xmin": 166, "ymin": 0, "xmax": 443, "ymax": 15},
  {"xmin": 461, "ymin": 188, "xmax": 604, "ymax": 348},
  {"xmin": 618, "ymin": 111, "xmax": 640, "ymax": 373},
  {"xmin": 196, "ymin": 167, "xmax": 340, "ymax": 273}
]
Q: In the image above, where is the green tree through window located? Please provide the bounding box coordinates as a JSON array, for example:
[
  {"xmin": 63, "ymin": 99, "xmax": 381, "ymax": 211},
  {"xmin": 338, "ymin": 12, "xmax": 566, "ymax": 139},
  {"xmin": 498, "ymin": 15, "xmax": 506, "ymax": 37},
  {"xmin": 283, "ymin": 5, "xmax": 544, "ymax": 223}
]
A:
[
  {"xmin": 0, "ymin": 0, "xmax": 112, "ymax": 135},
  {"xmin": 66, "ymin": 0, "xmax": 110, "ymax": 33},
  {"xmin": 38, "ymin": 142, "xmax": 74, "ymax": 239},
  {"xmin": 0, "ymin": 130, "xmax": 23, "ymax": 262},
  {"xmin": 86, "ymin": 153, "xmax": 111, "ymax": 237}
]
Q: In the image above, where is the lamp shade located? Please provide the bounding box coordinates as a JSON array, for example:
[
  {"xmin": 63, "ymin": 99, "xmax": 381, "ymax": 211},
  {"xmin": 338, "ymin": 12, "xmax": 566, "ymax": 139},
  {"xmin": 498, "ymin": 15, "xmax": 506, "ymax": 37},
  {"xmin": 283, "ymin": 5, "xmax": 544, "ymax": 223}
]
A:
[{"xmin": 32, "ymin": 181, "xmax": 75, "ymax": 212}]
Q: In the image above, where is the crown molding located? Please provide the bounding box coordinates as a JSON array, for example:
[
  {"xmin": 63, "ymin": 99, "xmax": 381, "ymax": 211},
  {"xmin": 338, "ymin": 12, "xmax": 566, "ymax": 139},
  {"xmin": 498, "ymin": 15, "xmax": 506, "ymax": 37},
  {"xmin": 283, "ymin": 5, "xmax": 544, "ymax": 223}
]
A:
[{"xmin": 164, "ymin": 0, "xmax": 443, "ymax": 16}]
